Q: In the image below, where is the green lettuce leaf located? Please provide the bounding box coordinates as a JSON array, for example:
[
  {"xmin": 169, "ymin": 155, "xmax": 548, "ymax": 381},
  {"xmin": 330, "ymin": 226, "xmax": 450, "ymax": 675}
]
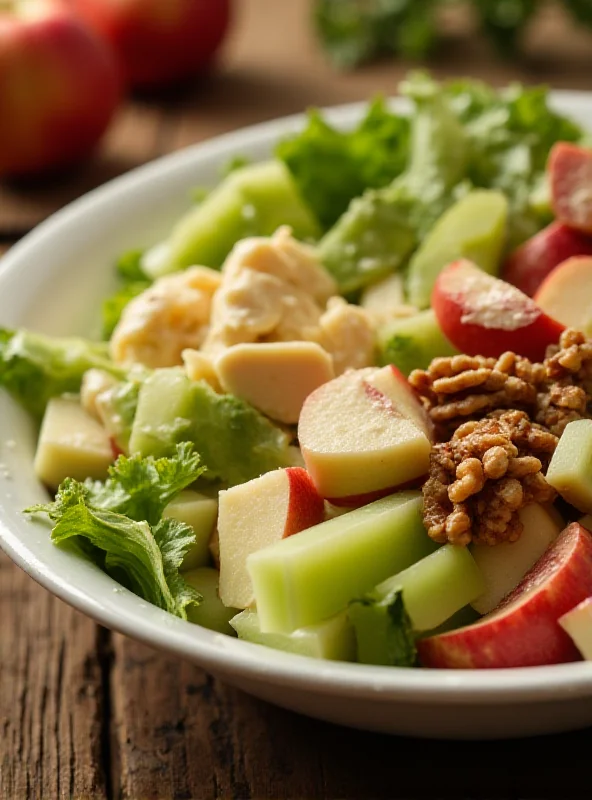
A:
[
  {"xmin": 0, "ymin": 328, "xmax": 125, "ymax": 420},
  {"xmin": 27, "ymin": 444, "xmax": 206, "ymax": 619},
  {"xmin": 276, "ymin": 97, "xmax": 409, "ymax": 229}
]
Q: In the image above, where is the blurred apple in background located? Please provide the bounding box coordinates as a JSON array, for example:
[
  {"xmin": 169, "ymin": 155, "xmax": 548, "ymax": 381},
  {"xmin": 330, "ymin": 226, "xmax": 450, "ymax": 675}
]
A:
[
  {"xmin": 68, "ymin": 0, "xmax": 232, "ymax": 89},
  {"xmin": 0, "ymin": 0, "xmax": 122, "ymax": 178}
]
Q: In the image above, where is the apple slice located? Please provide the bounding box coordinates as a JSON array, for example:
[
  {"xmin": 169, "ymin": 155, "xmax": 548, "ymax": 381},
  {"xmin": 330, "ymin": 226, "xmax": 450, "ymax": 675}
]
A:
[
  {"xmin": 546, "ymin": 419, "xmax": 592, "ymax": 513},
  {"xmin": 470, "ymin": 503, "xmax": 562, "ymax": 615},
  {"xmin": 417, "ymin": 522, "xmax": 592, "ymax": 668},
  {"xmin": 549, "ymin": 142, "xmax": 592, "ymax": 234},
  {"xmin": 215, "ymin": 341, "xmax": 334, "ymax": 424},
  {"xmin": 298, "ymin": 367, "xmax": 431, "ymax": 500},
  {"xmin": 502, "ymin": 222, "xmax": 592, "ymax": 297},
  {"xmin": 534, "ymin": 256, "xmax": 592, "ymax": 336},
  {"xmin": 248, "ymin": 491, "xmax": 438, "ymax": 633},
  {"xmin": 559, "ymin": 597, "xmax": 592, "ymax": 660},
  {"xmin": 432, "ymin": 259, "xmax": 565, "ymax": 360},
  {"xmin": 230, "ymin": 608, "xmax": 356, "ymax": 661},
  {"xmin": 218, "ymin": 467, "xmax": 324, "ymax": 609}
]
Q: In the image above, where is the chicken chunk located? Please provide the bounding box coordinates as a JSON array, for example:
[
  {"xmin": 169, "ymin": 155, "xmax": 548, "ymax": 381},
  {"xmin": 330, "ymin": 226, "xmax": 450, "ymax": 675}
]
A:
[
  {"xmin": 110, "ymin": 266, "xmax": 222, "ymax": 368},
  {"xmin": 319, "ymin": 297, "xmax": 376, "ymax": 375}
]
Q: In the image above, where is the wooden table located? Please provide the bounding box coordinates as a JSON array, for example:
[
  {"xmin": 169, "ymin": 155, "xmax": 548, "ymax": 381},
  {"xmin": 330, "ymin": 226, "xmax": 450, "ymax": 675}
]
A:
[{"xmin": 2, "ymin": 2, "xmax": 592, "ymax": 797}]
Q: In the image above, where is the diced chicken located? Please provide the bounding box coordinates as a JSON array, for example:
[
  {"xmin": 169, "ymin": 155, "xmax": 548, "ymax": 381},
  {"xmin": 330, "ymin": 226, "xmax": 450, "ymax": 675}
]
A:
[
  {"xmin": 202, "ymin": 267, "xmax": 323, "ymax": 355},
  {"xmin": 80, "ymin": 369, "xmax": 118, "ymax": 421},
  {"xmin": 110, "ymin": 266, "xmax": 222, "ymax": 368},
  {"xmin": 215, "ymin": 341, "xmax": 335, "ymax": 424},
  {"xmin": 182, "ymin": 348, "xmax": 223, "ymax": 392},
  {"xmin": 319, "ymin": 297, "xmax": 376, "ymax": 375},
  {"xmin": 223, "ymin": 226, "xmax": 336, "ymax": 304}
]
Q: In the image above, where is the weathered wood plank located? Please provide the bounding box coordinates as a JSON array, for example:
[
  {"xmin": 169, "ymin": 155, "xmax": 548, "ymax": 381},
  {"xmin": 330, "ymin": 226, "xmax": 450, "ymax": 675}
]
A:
[{"xmin": 0, "ymin": 553, "xmax": 109, "ymax": 800}]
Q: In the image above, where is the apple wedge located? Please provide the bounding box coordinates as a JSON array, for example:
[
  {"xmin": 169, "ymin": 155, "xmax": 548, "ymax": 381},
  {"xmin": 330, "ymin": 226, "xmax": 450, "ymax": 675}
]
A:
[
  {"xmin": 559, "ymin": 598, "xmax": 592, "ymax": 660},
  {"xmin": 502, "ymin": 222, "xmax": 592, "ymax": 297},
  {"xmin": 534, "ymin": 256, "xmax": 592, "ymax": 336},
  {"xmin": 470, "ymin": 503, "xmax": 562, "ymax": 615},
  {"xmin": 417, "ymin": 522, "xmax": 592, "ymax": 669},
  {"xmin": 549, "ymin": 142, "xmax": 592, "ymax": 234},
  {"xmin": 298, "ymin": 366, "xmax": 431, "ymax": 500},
  {"xmin": 546, "ymin": 419, "xmax": 592, "ymax": 513},
  {"xmin": 432, "ymin": 259, "xmax": 565, "ymax": 361},
  {"xmin": 218, "ymin": 467, "xmax": 324, "ymax": 609}
]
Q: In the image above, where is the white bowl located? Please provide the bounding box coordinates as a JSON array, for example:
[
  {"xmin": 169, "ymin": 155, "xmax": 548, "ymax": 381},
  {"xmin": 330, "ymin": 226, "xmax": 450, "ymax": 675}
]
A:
[{"xmin": 3, "ymin": 92, "xmax": 592, "ymax": 740}]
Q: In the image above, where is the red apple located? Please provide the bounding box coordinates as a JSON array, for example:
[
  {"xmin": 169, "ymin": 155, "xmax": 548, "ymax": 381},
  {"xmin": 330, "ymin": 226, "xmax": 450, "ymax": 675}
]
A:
[
  {"xmin": 418, "ymin": 522, "xmax": 592, "ymax": 669},
  {"xmin": 217, "ymin": 466, "xmax": 324, "ymax": 609},
  {"xmin": 68, "ymin": 0, "xmax": 232, "ymax": 89},
  {"xmin": 432, "ymin": 259, "xmax": 565, "ymax": 361},
  {"xmin": 502, "ymin": 221, "xmax": 592, "ymax": 297},
  {"xmin": 298, "ymin": 366, "xmax": 431, "ymax": 501},
  {"xmin": 534, "ymin": 256, "xmax": 592, "ymax": 337},
  {"xmin": 549, "ymin": 142, "xmax": 592, "ymax": 235},
  {"xmin": 0, "ymin": 0, "xmax": 122, "ymax": 177}
]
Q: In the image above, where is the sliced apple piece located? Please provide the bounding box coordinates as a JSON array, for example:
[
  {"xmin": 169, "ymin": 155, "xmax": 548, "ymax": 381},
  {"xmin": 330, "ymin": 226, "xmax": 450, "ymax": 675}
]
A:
[
  {"xmin": 34, "ymin": 397, "xmax": 114, "ymax": 489},
  {"xmin": 184, "ymin": 567, "xmax": 238, "ymax": 636},
  {"xmin": 546, "ymin": 419, "xmax": 592, "ymax": 513},
  {"xmin": 218, "ymin": 467, "xmax": 324, "ymax": 609},
  {"xmin": 214, "ymin": 341, "xmax": 334, "ymax": 424},
  {"xmin": 432, "ymin": 259, "xmax": 565, "ymax": 361},
  {"xmin": 163, "ymin": 489, "xmax": 218, "ymax": 571},
  {"xmin": 298, "ymin": 367, "xmax": 431, "ymax": 500},
  {"xmin": 247, "ymin": 491, "xmax": 438, "ymax": 633},
  {"xmin": 549, "ymin": 142, "xmax": 592, "ymax": 234},
  {"xmin": 349, "ymin": 544, "xmax": 484, "ymax": 665},
  {"xmin": 502, "ymin": 221, "xmax": 592, "ymax": 297},
  {"xmin": 230, "ymin": 608, "xmax": 356, "ymax": 661},
  {"xmin": 559, "ymin": 597, "xmax": 592, "ymax": 660},
  {"xmin": 533, "ymin": 256, "xmax": 592, "ymax": 336},
  {"xmin": 417, "ymin": 522, "xmax": 592, "ymax": 668},
  {"xmin": 470, "ymin": 503, "xmax": 562, "ymax": 615}
]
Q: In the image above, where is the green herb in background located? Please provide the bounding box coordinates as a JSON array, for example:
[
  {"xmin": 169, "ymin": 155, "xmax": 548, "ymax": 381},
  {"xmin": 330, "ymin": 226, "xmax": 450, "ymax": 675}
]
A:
[
  {"xmin": 314, "ymin": 0, "xmax": 588, "ymax": 65},
  {"xmin": 101, "ymin": 249, "xmax": 152, "ymax": 339}
]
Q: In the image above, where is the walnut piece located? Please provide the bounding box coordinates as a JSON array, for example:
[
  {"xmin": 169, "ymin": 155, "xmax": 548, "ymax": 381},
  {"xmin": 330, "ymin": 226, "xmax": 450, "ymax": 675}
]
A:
[
  {"xmin": 422, "ymin": 411, "xmax": 557, "ymax": 546},
  {"xmin": 409, "ymin": 352, "xmax": 545, "ymax": 440}
]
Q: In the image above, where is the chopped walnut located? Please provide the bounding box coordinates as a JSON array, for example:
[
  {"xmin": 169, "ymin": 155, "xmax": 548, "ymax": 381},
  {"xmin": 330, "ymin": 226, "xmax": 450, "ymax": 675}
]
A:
[
  {"xmin": 535, "ymin": 329, "xmax": 592, "ymax": 435},
  {"xmin": 422, "ymin": 411, "xmax": 557, "ymax": 546},
  {"xmin": 409, "ymin": 352, "xmax": 545, "ymax": 440}
]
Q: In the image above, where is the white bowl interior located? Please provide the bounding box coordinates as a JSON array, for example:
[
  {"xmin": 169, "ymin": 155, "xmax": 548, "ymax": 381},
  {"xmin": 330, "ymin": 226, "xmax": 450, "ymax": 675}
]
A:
[{"xmin": 3, "ymin": 92, "xmax": 592, "ymax": 737}]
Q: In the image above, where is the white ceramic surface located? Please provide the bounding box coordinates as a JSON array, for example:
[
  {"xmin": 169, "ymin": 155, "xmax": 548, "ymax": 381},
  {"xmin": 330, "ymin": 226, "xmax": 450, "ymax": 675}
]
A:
[{"xmin": 2, "ymin": 92, "xmax": 592, "ymax": 740}]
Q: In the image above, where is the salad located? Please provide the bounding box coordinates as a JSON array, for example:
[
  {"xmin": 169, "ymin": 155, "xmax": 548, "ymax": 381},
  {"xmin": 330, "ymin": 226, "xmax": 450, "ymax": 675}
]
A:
[{"xmin": 4, "ymin": 73, "xmax": 592, "ymax": 670}]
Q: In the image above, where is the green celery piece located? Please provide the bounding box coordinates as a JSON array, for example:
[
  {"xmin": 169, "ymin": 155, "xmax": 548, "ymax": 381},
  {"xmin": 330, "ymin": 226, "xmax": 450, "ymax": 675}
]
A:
[
  {"xmin": 184, "ymin": 567, "xmax": 238, "ymax": 635},
  {"xmin": 230, "ymin": 608, "xmax": 356, "ymax": 662},
  {"xmin": 350, "ymin": 590, "xmax": 417, "ymax": 667},
  {"xmin": 349, "ymin": 545, "xmax": 485, "ymax": 665},
  {"xmin": 129, "ymin": 368, "xmax": 292, "ymax": 486},
  {"xmin": 377, "ymin": 309, "xmax": 458, "ymax": 376},
  {"xmin": 154, "ymin": 161, "xmax": 321, "ymax": 277},
  {"xmin": 0, "ymin": 328, "xmax": 124, "ymax": 420},
  {"xmin": 406, "ymin": 189, "xmax": 508, "ymax": 309},
  {"xmin": 247, "ymin": 491, "xmax": 437, "ymax": 634}
]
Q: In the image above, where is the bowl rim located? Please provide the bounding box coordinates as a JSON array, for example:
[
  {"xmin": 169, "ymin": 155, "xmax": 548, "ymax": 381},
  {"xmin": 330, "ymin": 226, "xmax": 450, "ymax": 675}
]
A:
[{"xmin": 3, "ymin": 88, "xmax": 592, "ymax": 706}]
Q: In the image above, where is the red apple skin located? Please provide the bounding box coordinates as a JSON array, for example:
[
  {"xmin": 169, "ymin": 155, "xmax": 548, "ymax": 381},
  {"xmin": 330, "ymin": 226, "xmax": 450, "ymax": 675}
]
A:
[
  {"xmin": 417, "ymin": 523, "xmax": 592, "ymax": 669},
  {"xmin": 284, "ymin": 467, "xmax": 325, "ymax": 537},
  {"xmin": 0, "ymin": 3, "xmax": 122, "ymax": 177},
  {"xmin": 68, "ymin": 0, "xmax": 231, "ymax": 89},
  {"xmin": 432, "ymin": 260, "xmax": 565, "ymax": 361},
  {"xmin": 549, "ymin": 142, "xmax": 592, "ymax": 235},
  {"xmin": 502, "ymin": 222, "xmax": 592, "ymax": 298}
]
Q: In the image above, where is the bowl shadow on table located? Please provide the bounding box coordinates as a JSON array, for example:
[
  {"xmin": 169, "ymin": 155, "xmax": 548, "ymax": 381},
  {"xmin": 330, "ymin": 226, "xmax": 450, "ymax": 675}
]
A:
[{"xmin": 112, "ymin": 637, "xmax": 591, "ymax": 800}]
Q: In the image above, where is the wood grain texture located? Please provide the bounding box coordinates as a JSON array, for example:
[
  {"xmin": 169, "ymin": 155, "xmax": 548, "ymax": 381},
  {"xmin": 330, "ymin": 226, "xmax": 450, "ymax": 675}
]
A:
[{"xmin": 0, "ymin": 553, "xmax": 109, "ymax": 800}]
